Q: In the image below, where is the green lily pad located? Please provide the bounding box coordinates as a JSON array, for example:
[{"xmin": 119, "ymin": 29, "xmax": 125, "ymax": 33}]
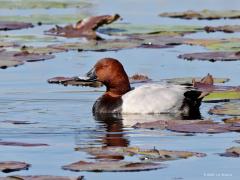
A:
[
  {"xmin": 203, "ymin": 90, "xmax": 240, "ymax": 102},
  {"xmin": 209, "ymin": 102, "xmax": 240, "ymax": 116},
  {"xmin": 185, "ymin": 38, "xmax": 240, "ymax": 51},
  {"xmin": 3, "ymin": 176, "xmax": 84, "ymax": 180},
  {"xmin": 99, "ymin": 23, "xmax": 202, "ymax": 36},
  {"xmin": 178, "ymin": 51, "xmax": 240, "ymax": 62},
  {"xmin": 0, "ymin": 0, "xmax": 91, "ymax": 9},
  {"xmin": 165, "ymin": 77, "xmax": 229, "ymax": 85},
  {"xmin": 21, "ymin": 46, "xmax": 66, "ymax": 54},
  {"xmin": 0, "ymin": 161, "xmax": 30, "ymax": 173},
  {"xmin": 0, "ymin": 14, "xmax": 87, "ymax": 25},
  {"xmin": 160, "ymin": 10, "xmax": 240, "ymax": 20},
  {"xmin": 62, "ymin": 160, "xmax": 165, "ymax": 172}
]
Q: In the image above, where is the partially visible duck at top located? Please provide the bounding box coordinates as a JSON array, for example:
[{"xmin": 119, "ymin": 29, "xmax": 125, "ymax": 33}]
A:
[{"xmin": 85, "ymin": 58, "xmax": 207, "ymax": 118}]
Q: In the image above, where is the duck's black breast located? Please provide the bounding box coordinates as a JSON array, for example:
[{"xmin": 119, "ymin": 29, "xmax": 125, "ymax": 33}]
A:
[{"xmin": 93, "ymin": 94, "xmax": 123, "ymax": 114}]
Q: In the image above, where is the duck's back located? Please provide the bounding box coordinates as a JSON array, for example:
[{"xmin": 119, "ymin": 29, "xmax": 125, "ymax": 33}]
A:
[{"xmin": 121, "ymin": 84, "xmax": 186, "ymax": 114}]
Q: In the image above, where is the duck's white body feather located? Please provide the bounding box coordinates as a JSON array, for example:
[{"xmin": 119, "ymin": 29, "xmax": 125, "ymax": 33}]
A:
[{"xmin": 121, "ymin": 84, "xmax": 186, "ymax": 114}]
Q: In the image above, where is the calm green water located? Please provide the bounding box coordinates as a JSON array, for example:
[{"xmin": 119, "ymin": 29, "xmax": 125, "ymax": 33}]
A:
[{"xmin": 0, "ymin": 0, "xmax": 240, "ymax": 179}]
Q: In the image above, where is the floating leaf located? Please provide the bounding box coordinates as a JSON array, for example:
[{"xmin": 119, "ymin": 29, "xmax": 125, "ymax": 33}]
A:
[
  {"xmin": 205, "ymin": 25, "xmax": 240, "ymax": 33},
  {"xmin": 0, "ymin": 41, "xmax": 18, "ymax": 48},
  {"xmin": 0, "ymin": 60, "xmax": 24, "ymax": 69},
  {"xmin": 209, "ymin": 102, "xmax": 240, "ymax": 116},
  {"xmin": 0, "ymin": 0, "xmax": 91, "ymax": 9},
  {"xmin": 160, "ymin": 10, "xmax": 240, "ymax": 20},
  {"xmin": 223, "ymin": 117, "xmax": 240, "ymax": 124},
  {"xmin": 0, "ymin": 141, "xmax": 49, "ymax": 147},
  {"xmin": 21, "ymin": 46, "xmax": 66, "ymax": 54},
  {"xmin": 203, "ymin": 90, "xmax": 240, "ymax": 102},
  {"xmin": 0, "ymin": 161, "xmax": 30, "ymax": 173},
  {"xmin": 99, "ymin": 23, "xmax": 203, "ymax": 36},
  {"xmin": 178, "ymin": 51, "xmax": 240, "ymax": 62},
  {"xmin": 62, "ymin": 160, "xmax": 165, "ymax": 172},
  {"xmin": 165, "ymin": 77, "xmax": 229, "ymax": 85},
  {"xmin": 219, "ymin": 147, "xmax": 240, "ymax": 157},
  {"xmin": 0, "ymin": 14, "xmax": 87, "ymax": 25},
  {"xmin": 132, "ymin": 119, "xmax": 214, "ymax": 130},
  {"xmin": 77, "ymin": 146, "xmax": 206, "ymax": 162},
  {"xmin": 45, "ymin": 14, "xmax": 120, "ymax": 39},
  {"xmin": 167, "ymin": 122, "xmax": 240, "ymax": 133},
  {"xmin": 1, "ymin": 120, "xmax": 38, "ymax": 125},
  {"xmin": 184, "ymin": 38, "xmax": 240, "ymax": 51},
  {"xmin": 1, "ymin": 176, "xmax": 84, "ymax": 180},
  {"xmin": 0, "ymin": 21, "xmax": 33, "ymax": 31}
]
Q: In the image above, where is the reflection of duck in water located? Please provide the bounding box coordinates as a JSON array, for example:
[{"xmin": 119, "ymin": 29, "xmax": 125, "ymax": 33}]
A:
[
  {"xmin": 94, "ymin": 113, "xmax": 129, "ymax": 147},
  {"xmin": 85, "ymin": 58, "xmax": 204, "ymax": 121}
]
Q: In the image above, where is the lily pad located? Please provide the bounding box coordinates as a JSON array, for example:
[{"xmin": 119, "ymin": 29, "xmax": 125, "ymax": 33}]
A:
[
  {"xmin": 209, "ymin": 102, "xmax": 240, "ymax": 116},
  {"xmin": 160, "ymin": 10, "xmax": 240, "ymax": 20},
  {"xmin": 62, "ymin": 160, "xmax": 165, "ymax": 172},
  {"xmin": 0, "ymin": 21, "xmax": 33, "ymax": 31},
  {"xmin": 77, "ymin": 146, "xmax": 206, "ymax": 162},
  {"xmin": 0, "ymin": 0, "xmax": 91, "ymax": 9},
  {"xmin": 223, "ymin": 117, "xmax": 240, "ymax": 124},
  {"xmin": 0, "ymin": 41, "xmax": 18, "ymax": 48},
  {"xmin": 45, "ymin": 14, "xmax": 120, "ymax": 39},
  {"xmin": 203, "ymin": 90, "xmax": 240, "ymax": 102},
  {"xmin": 1, "ymin": 120, "xmax": 38, "ymax": 125},
  {"xmin": 0, "ymin": 14, "xmax": 87, "ymax": 25},
  {"xmin": 219, "ymin": 147, "xmax": 240, "ymax": 157},
  {"xmin": 165, "ymin": 77, "xmax": 229, "ymax": 85},
  {"xmin": 132, "ymin": 119, "xmax": 214, "ymax": 130},
  {"xmin": 167, "ymin": 122, "xmax": 240, "ymax": 133},
  {"xmin": 184, "ymin": 38, "xmax": 240, "ymax": 51},
  {"xmin": 0, "ymin": 141, "xmax": 49, "ymax": 147},
  {"xmin": 129, "ymin": 74, "xmax": 152, "ymax": 84},
  {"xmin": 0, "ymin": 161, "xmax": 30, "ymax": 173},
  {"xmin": 178, "ymin": 51, "xmax": 240, "ymax": 62},
  {"xmin": 1, "ymin": 176, "xmax": 84, "ymax": 180},
  {"xmin": 47, "ymin": 76, "xmax": 103, "ymax": 87},
  {"xmin": 205, "ymin": 25, "xmax": 240, "ymax": 33},
  {"xmin": 21, "ymin": 46, "xmax": 66, "ymax": 54},
  {"xmin": 99, "ymin": 23, "xmax": 203, "ymax": 36}
]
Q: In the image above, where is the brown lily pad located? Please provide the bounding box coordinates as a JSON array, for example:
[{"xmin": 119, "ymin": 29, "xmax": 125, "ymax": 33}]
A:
[
  {"xmin": 160, "ymin": 10, "xmax": 240, "ymax": 20},
  {"xmin": 132, "ymin": 119, "xmax": 214, "ymax": 130},
  {"xmin": 205, "ymin": 25, "xmax": 240, "ymax": 33},
  {"xmin": 0, "ymin": 50, "xmax": 54, "ymax": 69},
  {"xmin": 0, "ymin": 161, "xmax": 30, "ymax": 173},
  {"xmin": 167, "ymin": 122, "xmax": 240, "ymax": 134},
  {"xmin": 0, "ymin": 21, "xmax": 33, "ymax": 31},
  {"xmin": 47, "ymin": 76, "xmax": 103, "ymax": 87},
  {"xmin": 178, "ymin": 51, "xmax": 240, "ymax": 62},
  {"xmin": 0, "ymin": 141, "xmax": 49, "ymax": 147},
  {"xmin": 2, "ymin": 176, "xmax": 84, "ymax": 180},
  {"xmin": 219, "ymin": 147, "xmax": 240, "ymax": 157},
  {"xmin": 62, "ymin": 160, "xmax": 165, "ymax": 172},
  {"xmin": 45, "ymin": 14, "xmax": 120, "ymax": 40},
  {"xmin": 209, "ymin": 102, "xmax": 240, "ymax": 116},
  {"xmin": 77, "ymin": 146, "xmax": 206, "ymax": 162},
  {"xmin": 223, "ymin": 117, "xmax": 240, "ymax": 124}
]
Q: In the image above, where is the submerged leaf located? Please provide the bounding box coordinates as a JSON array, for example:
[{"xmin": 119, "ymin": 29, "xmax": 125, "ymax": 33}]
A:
[
  {"xmin": 0, "ymin": 161, "xmax": 30, "ymax": 173},
  {"xmin": 62, "ymin": 160, "xmax": 165, "ymax": 172},
  {"xmin": 160, "ymin": 10, "xmax": 240, "ymax": 20},
  {"xmin": 178, "ymin": 51, "xmax": 240, "ymax": 61}
]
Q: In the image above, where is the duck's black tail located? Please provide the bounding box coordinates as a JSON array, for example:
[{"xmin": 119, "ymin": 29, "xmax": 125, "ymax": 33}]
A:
[{"xmin": 180, "ymin": 90, "xmax": 206, "ymax": 119}]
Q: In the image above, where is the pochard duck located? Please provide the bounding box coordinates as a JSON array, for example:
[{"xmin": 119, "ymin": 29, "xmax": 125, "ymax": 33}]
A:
[{"xmin": 85, "ymin": 58, "xmax": 205, "ymax": 117}]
